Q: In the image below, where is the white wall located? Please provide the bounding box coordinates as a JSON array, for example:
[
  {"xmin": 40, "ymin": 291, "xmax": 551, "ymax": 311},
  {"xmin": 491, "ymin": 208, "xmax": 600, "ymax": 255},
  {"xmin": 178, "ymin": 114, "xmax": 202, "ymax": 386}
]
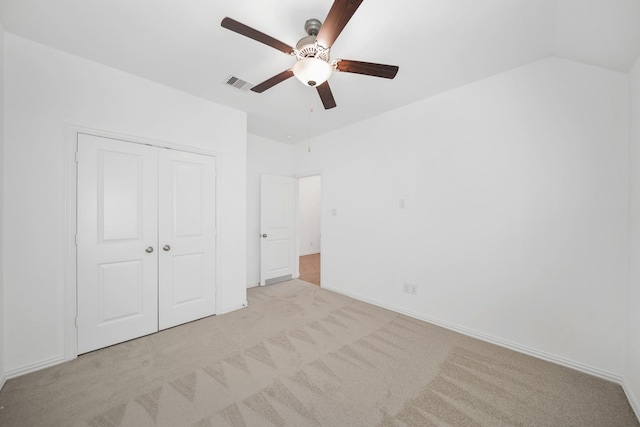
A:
[
  {"xmin": 246, "ymin": 134, "xmax": 293, "ymax": 287},
  {"xmin": 299, "ymin": 175, "xmax": 321, "ymax": 256},
  {"xmin": 293, "ymin": 57, "xmax": 629, "ymax": 378},
  {"xmin": 627, "ymin": 56, "xmax": 640, "ymax": 417},
  {"xmin": 0, "ymin": 24, "xmax": 6, "ymax": 388},
  {"xmin": 3, "ymin": 34, "xmax": 247, "ymax": 375}
]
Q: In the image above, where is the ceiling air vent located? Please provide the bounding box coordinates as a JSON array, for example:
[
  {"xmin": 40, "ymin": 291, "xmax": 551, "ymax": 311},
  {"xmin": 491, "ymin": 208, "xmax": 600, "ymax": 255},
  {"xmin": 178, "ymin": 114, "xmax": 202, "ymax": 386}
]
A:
[{"xmin": 224, "ymin": 76, "xmax": 252, "ymax": 92}]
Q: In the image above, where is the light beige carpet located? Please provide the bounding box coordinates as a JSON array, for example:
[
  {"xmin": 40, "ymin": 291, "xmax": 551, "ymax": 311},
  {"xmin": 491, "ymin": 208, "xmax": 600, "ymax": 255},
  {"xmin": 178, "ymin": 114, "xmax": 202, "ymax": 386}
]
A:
[
  {"xmin": 0, "ymin": 280, "xmax": 637, "ymax": 426},
  {"xmin": 299, "ymin": 253, "xmax": 320, "ymax": 286}
]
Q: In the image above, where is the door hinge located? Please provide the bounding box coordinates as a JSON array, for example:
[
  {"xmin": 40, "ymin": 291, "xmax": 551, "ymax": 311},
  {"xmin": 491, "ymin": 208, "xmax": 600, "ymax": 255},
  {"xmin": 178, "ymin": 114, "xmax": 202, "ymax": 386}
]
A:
[
  {"xmin": 75, "ymin": 234, "xmax": 78, "ymax": 245},
  {"xmin": 75, "ymin": 316, "xmax": 79, "ymax": 327},
  {"xmin": 75, "ymin": 151, "xmax": 79, "ymax": 163}
]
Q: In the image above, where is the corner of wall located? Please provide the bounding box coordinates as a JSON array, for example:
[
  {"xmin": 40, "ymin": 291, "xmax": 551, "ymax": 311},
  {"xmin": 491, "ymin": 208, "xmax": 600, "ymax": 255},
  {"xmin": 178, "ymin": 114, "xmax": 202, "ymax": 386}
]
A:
[
  {"xmin": 623, "ymin": 379, "xmax": 640, "ymax": 423},
  {"xmin": 626, "ymin": 54, "xmax": 640, "ymax": 423},
  {"xmin": 0, "ymin": 23, "xmax": 6, "ymax": 391}
]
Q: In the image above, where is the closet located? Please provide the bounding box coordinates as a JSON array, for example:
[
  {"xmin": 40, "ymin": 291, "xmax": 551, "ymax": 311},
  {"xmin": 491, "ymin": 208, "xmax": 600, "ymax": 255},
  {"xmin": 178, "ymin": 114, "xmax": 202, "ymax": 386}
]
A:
[{"xmin": 76, "ymin": 134, "xmax": 216, "ymax": 353}]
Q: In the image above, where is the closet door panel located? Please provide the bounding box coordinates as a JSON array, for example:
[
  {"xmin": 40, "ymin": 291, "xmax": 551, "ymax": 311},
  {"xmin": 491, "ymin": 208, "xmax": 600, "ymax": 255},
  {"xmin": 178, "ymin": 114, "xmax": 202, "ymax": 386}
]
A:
[
  {"xmin": 77, "ymin": 134, "xmax": 159, "ymax": 354},
  {"xmin": 158, "ymin": 149, "xmax": 216, "ymax": 330}
]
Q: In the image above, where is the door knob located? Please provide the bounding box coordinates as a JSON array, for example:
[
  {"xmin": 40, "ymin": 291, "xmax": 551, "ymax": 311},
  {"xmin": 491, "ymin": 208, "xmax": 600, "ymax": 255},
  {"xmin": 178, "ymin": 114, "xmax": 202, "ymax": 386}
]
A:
[
  {"xmin": 163, "ymin": 245, "xmax": 171, "ymax": 251},
  {"xmin": 145, "ymin": 246, "xmax": 154, "ymax": 253},
  {"xmin": 262, "ymin": 234, "xmax": 268, "ymax": 238}
]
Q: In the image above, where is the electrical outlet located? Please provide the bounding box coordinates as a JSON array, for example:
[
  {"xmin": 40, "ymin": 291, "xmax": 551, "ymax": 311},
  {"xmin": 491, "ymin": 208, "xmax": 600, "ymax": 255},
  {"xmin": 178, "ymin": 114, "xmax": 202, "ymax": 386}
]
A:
[{"xmin": 403, "ymin": 282, "xmax": 417, "ymax": 295}]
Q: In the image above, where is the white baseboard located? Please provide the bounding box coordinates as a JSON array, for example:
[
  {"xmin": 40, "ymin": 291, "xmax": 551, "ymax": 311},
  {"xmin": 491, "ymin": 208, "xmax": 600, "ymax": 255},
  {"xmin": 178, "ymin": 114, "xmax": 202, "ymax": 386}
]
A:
[
  {"xmin": 623, "ymin": 380, "xmax": 640, "ymax": 422},
  {"xmin": 5, "ymin": 304, "xmax": 248, "ymax": 382},
  {"xmin": 247, "ymin": 282, "xmax": 260, "ymax": 289},
  {"xmin": 217, "ymin": 301, "xmax": 248, "ymax": 315},
  {"xmin": 299, "ymin": 251, "xmax": 320, "ymax": 256},
  {"xmin": 5, "ymin": 355, "xmax": 67, "ymax": 381},
  {"xmin": 323, "ymin": 285, "xmax": 622, "ymax": 383}
]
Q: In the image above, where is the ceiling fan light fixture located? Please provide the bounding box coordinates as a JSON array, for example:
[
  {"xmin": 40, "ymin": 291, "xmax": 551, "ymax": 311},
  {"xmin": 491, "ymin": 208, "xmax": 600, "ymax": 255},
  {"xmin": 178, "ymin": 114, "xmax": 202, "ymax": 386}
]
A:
[{"xmin": 293, "ymin": 58, "xmax": 332, "ymax": 87}]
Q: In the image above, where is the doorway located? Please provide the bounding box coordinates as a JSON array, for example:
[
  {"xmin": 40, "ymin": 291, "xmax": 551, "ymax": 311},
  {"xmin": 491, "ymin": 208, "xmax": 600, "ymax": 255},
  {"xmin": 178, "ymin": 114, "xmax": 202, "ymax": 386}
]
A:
[{"xmin": 298, "ymin": 175, "xmax": 321, "ymax": 286}]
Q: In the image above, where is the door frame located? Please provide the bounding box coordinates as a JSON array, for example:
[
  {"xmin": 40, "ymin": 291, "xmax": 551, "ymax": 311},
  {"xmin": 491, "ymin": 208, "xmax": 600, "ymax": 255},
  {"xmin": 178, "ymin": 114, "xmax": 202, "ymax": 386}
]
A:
[
  {"xmin": 294, "ymin": 172, "xmax": 323, "ymax": 286},
  {"xmin": 64, "ymin": 125, "xmax": 220, "ymax": 361}
]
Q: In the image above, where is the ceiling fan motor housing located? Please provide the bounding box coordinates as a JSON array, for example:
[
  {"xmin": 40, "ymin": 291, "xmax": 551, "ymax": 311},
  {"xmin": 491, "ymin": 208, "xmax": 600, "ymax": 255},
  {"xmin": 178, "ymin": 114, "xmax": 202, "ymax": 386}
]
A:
[
  {"xmin": 294, "ymin": 26, "xmax": 333, "ymax": 87},
  {"xmin": 295, "ymin": 36, "xmax": 330, "ymax": 61}
]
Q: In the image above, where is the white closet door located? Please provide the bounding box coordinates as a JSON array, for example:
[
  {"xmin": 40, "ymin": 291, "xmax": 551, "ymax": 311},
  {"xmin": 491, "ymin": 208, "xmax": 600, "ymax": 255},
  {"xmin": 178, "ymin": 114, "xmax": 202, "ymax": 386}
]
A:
[
  {"xmin": 77, "ymin": 134, "xmax": 159, "ymax": 354},
  {"xmin": 158, "ymin": 149, "xmax": 216, "ymax": 330}
]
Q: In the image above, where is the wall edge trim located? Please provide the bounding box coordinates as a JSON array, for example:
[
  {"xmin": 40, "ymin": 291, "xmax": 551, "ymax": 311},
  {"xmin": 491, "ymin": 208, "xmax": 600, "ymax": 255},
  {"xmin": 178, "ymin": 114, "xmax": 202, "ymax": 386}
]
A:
[
  {"xmin": 5, "ymin": 355, "xmax": 67, "ymax": 381},
  {"xmin": 623, "ymin": 379, "xmax": 640, "ymax": 422}
]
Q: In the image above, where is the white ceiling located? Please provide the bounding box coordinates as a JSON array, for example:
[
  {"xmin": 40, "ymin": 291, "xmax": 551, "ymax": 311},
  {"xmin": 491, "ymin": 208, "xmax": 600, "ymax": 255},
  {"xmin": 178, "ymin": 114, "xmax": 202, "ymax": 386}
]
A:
[{"xmin": 1, "ymin": 0, "xmax": 639, "ymax": 143}]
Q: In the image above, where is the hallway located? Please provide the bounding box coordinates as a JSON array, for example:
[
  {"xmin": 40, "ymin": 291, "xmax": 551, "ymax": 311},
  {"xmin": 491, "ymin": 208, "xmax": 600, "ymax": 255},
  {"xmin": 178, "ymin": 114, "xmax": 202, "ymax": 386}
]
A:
[{"xmin": 298, "ymin": 253, "xmax": 320, "ymax": 286}]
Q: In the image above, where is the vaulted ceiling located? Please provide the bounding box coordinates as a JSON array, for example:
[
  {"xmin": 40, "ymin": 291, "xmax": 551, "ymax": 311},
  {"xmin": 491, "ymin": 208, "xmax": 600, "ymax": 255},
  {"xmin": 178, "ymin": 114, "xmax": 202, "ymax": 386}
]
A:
[{"xmin": 1, "ymin": 0, "xmax": 639, "ymax": 143}]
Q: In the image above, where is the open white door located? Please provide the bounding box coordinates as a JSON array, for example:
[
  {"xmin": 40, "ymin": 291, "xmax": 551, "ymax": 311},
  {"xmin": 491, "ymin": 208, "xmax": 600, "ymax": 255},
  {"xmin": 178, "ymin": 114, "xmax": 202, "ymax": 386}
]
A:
[
  {"xmin": 158, "ymin": 149, "xmax": 216, "ymax": 330},
  {"xmin": 77, "ymin": 134, "xmax": 159, "ymax": 354},
  {"xmin": 260, "ymin": 174, "xmax": 297, "ymax": 286}
]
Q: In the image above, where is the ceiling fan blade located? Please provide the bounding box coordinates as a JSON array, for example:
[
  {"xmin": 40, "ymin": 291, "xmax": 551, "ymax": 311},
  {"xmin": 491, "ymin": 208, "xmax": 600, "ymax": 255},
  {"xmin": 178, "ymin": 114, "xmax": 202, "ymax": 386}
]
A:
[
  {"xmin": 316, "ymin": 82, "xmax": 337, "ymax": 109},
  {"xmin": 316, "ymin": 0, "xmax": 364, "ymax": 49},
  {"xmin": 251, "ymin": 70, "xmax": 294, "ymax": 93},
  {"xmin": 336, "ymin": 59, "xmax": 399, "ymax": 79},
  {"xmin": 221, "ymin": 17, "xmax": 294, "ymax": 55}
]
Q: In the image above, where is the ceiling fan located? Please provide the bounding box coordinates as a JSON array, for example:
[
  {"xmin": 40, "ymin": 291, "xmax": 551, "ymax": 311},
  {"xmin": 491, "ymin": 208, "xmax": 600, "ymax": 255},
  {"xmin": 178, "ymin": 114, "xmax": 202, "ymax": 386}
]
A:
[{"xmin": 221, "ymin": 0, "xmax": 399, "ymax": 110}]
